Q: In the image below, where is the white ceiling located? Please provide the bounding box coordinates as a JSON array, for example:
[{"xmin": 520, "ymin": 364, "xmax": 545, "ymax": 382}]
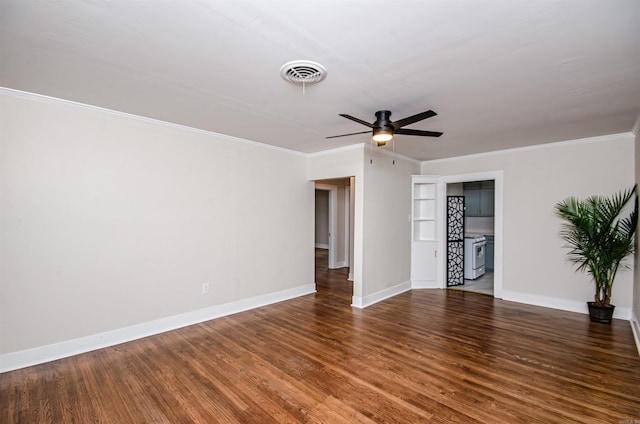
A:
[{"xmin": 1, "ymin": 0, "xmax": 639, "ymax": 161}]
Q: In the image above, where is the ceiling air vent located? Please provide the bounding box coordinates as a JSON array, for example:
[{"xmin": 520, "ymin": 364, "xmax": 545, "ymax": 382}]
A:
[{"xmin": 280, "ymin": 60, "xmax": 327, "ymax": 86}]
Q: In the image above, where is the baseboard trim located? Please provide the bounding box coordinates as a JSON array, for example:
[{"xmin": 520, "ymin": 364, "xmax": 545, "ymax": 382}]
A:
[
  {"xmin": 411, "ymin": 279, "xmax": 440, "ymax": 289},
  {"xmin": 0, "ymin": 284, "xmax": 316, "ymax": 373},
  {"xmin": 331, "ymin": 261, "xmax": 348, "ymax": 269},
  {"xmin": 631, "ymin": 311, "xmax": 640, "ymax": 357},
  {"xmin": 314, "ymin": 244, "xmax": 329, "ymax": 249},
  {"xmin": 351, "ymin": 281, "xmax": 411, "ymax": 309},
  {"xmin": 4, "ymin": 283, "xmax": 636, "ymax": 372},
  {"xmin": 500, "ymin": 289, "xmax": 632, "ymax": 320}
]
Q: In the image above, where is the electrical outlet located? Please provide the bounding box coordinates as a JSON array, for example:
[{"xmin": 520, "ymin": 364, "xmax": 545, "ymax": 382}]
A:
[{"xmin": 201, "ymin": 282, "xmax": 210, "ymax": 294}]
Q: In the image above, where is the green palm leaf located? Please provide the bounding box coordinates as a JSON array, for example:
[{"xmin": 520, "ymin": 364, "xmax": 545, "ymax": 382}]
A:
[{"xmin": 554, "ymin": 185, "xmax": 637, "ymax": 306}]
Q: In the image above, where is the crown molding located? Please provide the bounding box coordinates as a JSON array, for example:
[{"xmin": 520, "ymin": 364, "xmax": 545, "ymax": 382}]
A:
[
  {"xmin": 422, "ymin": 132, "xmax": 634, "ymax": 165},
  {"xmin": 371, "ymin": 144, "xmax": 422, "ymax": 165},
  {"xmin": 0, "ymin": 87, "xmax": 308, "ymax": 157},
  {"xmin": 306, "ymin": 142, "xmax": 365, "ymax": 157},
  {"xmin": 308, "ymin": 141, "xmax": 421, "ymax": 165}
]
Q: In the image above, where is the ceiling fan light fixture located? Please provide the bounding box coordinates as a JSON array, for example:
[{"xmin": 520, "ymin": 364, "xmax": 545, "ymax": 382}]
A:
[
  {"xmin": 372, "ymin": 128, "xmax": 393, "ymax": 146},
  {"xmin": 326, "ymin": 109, "xmax": 442, "ymax": 144}
]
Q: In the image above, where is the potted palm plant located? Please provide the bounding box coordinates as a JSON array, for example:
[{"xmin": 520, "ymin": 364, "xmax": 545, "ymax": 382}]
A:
[{"xmin": 554, "ymin": 185, "xmax": 638, "ymax": 323}]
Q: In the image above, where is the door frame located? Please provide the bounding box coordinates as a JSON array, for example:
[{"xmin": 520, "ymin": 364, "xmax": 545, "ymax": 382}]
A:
[
  {"xmin": 343, "ymin": 186, "xmax": 351, "ymax": 272},
  {"xmin": 315, "ymin": 183, "xmax": 338, "ymax": 269},
  {"xmin": 438, "ymin": 171, "xmax": 503, "ymax": 298}
]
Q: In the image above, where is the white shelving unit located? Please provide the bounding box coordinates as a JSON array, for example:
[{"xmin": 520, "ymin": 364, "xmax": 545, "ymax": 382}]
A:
[
  {"xmin": 412, "ymin": 183, "xmax": 436, "ymax": 241},
  {"xmin": 411, "ymin": 176, "xmax": 440, "ymax": 288}
]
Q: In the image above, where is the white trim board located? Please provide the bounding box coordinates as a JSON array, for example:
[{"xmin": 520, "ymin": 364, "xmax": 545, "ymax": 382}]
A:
[
  {"xmin": 356, "ymin": 282, "xmax": 637, "ymax": 329},
  {"xmin": 351, "ymin": 281, "xmax": 411, "ymax": 309},
  {"xmin": 315, "ymin": 183, "xmax": 339, "ymax": 269},
  {"xmin": 307, "ymin": 143, "xmax": 364, "ymax": 157},
  {"xmin": 3, "ymin": 282, "xmax": 635, "ymax": 372},
  {"xmin": 343, "ymin": 187, "xmax": 351, "ymax": 270},
  {"xmin": 0, "ymin": 284, "xmax": 315, "ymax": 373},
  {"xmin": 631, "ymin": 311, "xmax": 640, "ymax": 357},
  {"xmin": 370, "ymin": 145, "xmax": 422, "ymax": 165},
  {"xmin": 422, "ymin": 132, "xmax": 634, "ymax": 165},
  {"xmin": 4, "ymin": 88, "xmax": 634, "ymax": 163},
  {"xmin": 411, "ymin": 280, "xmax": 440, "ymax": 289},
  {"xmin": 307, "ymin": 140, "xmax": 420, "ymax": 165},
  {"xmin": 0, "ymin": 87, "xmax": 307, "ymax": 157},
  {"xmin": 500, "ymin": 289, "xmax": 632, "ymax": 320}
]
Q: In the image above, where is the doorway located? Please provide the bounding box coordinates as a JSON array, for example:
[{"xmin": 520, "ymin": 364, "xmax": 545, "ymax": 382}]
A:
[
  {"xmin": 445, "ymin": 180, "xmax": 495, "ymax": 296},
  {"xmin": 314, "ymin": 178, "xmax": 354, "ymax": 301},
  {"xmin": 314, "ymin": 248, "xmax": 352, "ymax": 302},
  {"xmin": 315, "ymin": 183, "xmax": 338, "ymax": 269},
  {"xmin": 437, "ymin": 171, "xmax": 502, "ymax": 298}
]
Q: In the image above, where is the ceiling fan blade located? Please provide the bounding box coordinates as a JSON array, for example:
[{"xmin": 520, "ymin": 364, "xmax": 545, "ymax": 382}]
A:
[
  {"xmin": 339, "ymin": 114, "xmax": 375, "ymax": 128},
  {"xmin": 325, "ymin": 130, "xmax": 371, "ymax": 139},
  {"xmin": 391, "ymin": 110, "xmax": 437, "ymax": 129},
  {"xmin": 394, "ymin": 128, "xmax": 443, "ymax": 137}
]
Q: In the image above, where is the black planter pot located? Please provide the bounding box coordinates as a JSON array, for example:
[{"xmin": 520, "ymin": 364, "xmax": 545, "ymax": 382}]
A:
[{"xmin": 587, "ymin": 302, "xmax": 615, "ymax": 324}]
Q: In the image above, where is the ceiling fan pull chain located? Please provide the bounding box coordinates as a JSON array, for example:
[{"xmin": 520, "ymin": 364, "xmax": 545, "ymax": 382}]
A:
[
  {"xmin": 392, "ymin": 139, "xmax": 396, "ymax": 165},
  {"xmin": 370, "ymin": 138, "xmax": 373, "ymax": 164}
]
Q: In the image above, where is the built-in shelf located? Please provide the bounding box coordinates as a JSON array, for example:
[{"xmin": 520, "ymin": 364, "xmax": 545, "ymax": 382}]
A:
[
  {"xmin": 411, "ymin": 176, "xmax": 439, "ymax": 286},
  {"xmin": 414, "ymin": 199, "xmax": 435, "ymax": 220},
  {"xmin": 414, "ymin": 183, "xmax": 436, "ymax": 199},
  {"xmin": 412, "ymin": 182, "xmax": 437, "ymax": 241},
  {"xmin": 413, "ymin": 220, "xmax": 436, "ymax": 241}
]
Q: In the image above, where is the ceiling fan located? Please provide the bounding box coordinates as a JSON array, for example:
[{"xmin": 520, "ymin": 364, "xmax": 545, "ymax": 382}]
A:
[{"xmin": 326, "ymin": 110, "xmax": 443, "ymax": 146}]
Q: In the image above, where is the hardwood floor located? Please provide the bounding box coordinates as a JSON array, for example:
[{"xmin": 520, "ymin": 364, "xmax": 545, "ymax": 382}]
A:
[{"xmin": 2, "ymin": 249, "xmax": 640, "ymax": 423}]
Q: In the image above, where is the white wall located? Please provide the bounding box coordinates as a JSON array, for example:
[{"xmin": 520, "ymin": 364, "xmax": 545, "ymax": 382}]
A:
[
  {"xmin": 308, "ymin": 147, "xmax": 420, "ymax": 306},
  {"xmin": 447, "ymin": 182, "xmax": 463, "ymax": 196},
  {"xmin": 0, "ymin": 90, "xmax": 314, "ymax": 361},
  {"xmin": 423, "ymin": 134, "xmax": 635, "ymax": 318},
  {"xmin": 361, "ymin": 150, "xmax": 420, "ymax": 300}
]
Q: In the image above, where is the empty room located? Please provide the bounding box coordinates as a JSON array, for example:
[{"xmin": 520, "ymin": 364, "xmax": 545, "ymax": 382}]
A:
[{"xmin": 1, "ymin": 1, "xmax": 640, "ymax": 422}]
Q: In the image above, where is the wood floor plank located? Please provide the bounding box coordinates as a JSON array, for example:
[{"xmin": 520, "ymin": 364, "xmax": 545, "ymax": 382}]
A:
[{"xmin": 1, "ymin": 249, "xmax": 639, "ymax": 423}]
